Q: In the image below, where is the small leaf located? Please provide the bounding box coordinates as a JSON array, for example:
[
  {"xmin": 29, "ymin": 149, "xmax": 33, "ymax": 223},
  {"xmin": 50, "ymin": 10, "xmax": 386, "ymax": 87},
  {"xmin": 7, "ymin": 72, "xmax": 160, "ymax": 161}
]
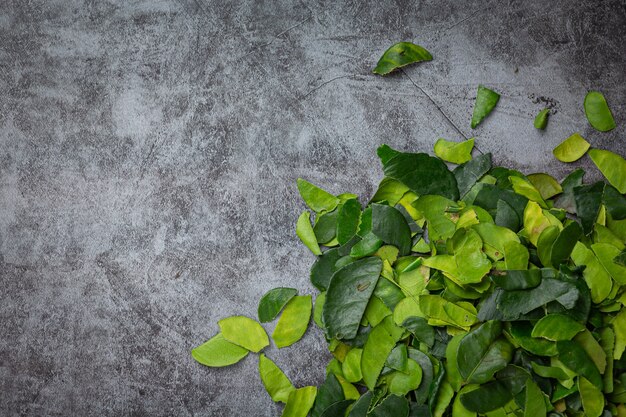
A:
[
  {"xmin": 258, "ymin": 287, "xmax": 298, "ymax": 323},
  {"xmin": 552, "ymin": 133, "xmax": 590, "ymax": 162},
  {"xmin": 490, "ymin": 269, "xmax": 541, "ymax": 290},
  {"xmin": 471, "ymin": 85, "xmax": 500, "ymax": 129},
  {"xmin": 337, "ymin": 199, "xmax": 362, "ymax": 245},
  {"xmin": 584, "ymin": 91, "xmax": 616, "ymax": 132},
  {"xmin": 342, "ymin": 348, "xmax": 363, "ymax": 383},
  {"xmin": 350, "ymin": 232, "xmax": 383, "ymax": 259},
  {"xmin": 371, "ymin": 203, "xmax": 412, "ymax": 255},
  {"xmin": 453, "ymin": 153, "xmax": 493, "ymax": 197},
  {"xmin": 368, "ymin": 394, "xmax": 410, "ymax": 417},
  {"xmin": 191, "ymin": 333, "xmax": 249, "ymax": 367},
  {"xmin": 524, "ymin": 379, "xmax": 547, "ymax": 417},
  {"xmin": 456, "ymin": 321, "xmax": 513, "ymax": 384},
  {"xmin": 310, "ymin": 373, "xmax": 344, "ymax": 417},
  {"xmin": 281, "ymin": 386, "xmax": 317, "ymax": 417},
  {"xmin": 573, "ymin": 181, "xmax": 604, "ymax": 235},
  {"xmin": 323, "ymin": 257, "xmax": 382, "ymax": 340},
  {"xmin": 386, "ymin": 358, "xmax": 423, "ymax": 396},
  {"xmin": 218, "ymin": 316, "xmax": 269, "ymax": 352},
  {"xmin": 527, "ymin": 173, "xmax": 562, "ymax": 200},
  {"xmin": 557, "ymin": 340, "xmax": 603, "ymax": 389},
  {"xmin": 434, "ymin": 138, "xmax": 474, "ymax": 164},
  {"xmin": 531, "ymin": 314, "xmax": 585, "ymax": 341},
  {"xmin": 259, "ymin": 354, "xmax": 295, "ymax": 403},
  {"xmin": 297, "ymin": 178, "xmax": 339, "ymax": 213},
  {"xmin": 373, "ymin": 42, "xmax": 433, "ymax": 76},
  {"xmin": 588, "ymin": 148, "xmax": 626, "ymax": 193},
  {"xmin": 296, "ymin": 211, "xmax": 322, "ymax": 256},
  {"xmin": 579, "ymin": 376, "xmax": 605, "ymax": 417},
  {"xmin": 533, "ymin": 108, "xmax": 550, "ymax": 130},
  {"xmin": 272, "ymin": 295, "xmax": 312, "ymax": 348}
]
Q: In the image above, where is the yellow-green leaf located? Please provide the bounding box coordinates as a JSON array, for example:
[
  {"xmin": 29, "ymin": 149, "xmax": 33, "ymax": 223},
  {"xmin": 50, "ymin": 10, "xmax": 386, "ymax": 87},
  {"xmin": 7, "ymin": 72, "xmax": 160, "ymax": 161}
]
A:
[
  {"xmin": 259, "ymin": 354, "xmax": 295, "ymax": 403},
  {"xmin": 588, "ymin": 148, "xmax": 626, "ymax": 193},
  {"xmin": 553, "ymin": 133, "xmax": 590, "ymax": 162},
  {"xmin": 527, "ymin": 173, "xmax": 562, "ymax": 200},
  {"xmin": 584, "ymin": 91, "xmax": 616, "ymax": 132},
  {"xmin": 218, "ymin": 316, "xmax": 269, "ymax": 352},
  {"xmin": 296, "ymin": 211, "xmax": 322, "ymax": 256},
  {"xmin": 191, "ymin": 333, "xmax": 249, "ymax": 367},
  {"xmin": 281, "ymin": 386, "xmax": 317, "ymax": 417},
  {"xmin": 579, "ymin": 376, "xmax": 605, "ymax": 417},
  {"xmin": 373, "ymin": 42, "xmax": 433, "ymax": 75},
  {"xmin": 272, "ymin": 295, "xmax": 312, "ymax": 348},
  {"xmin": 434, "ymin": 138, "xmax": 475, "ymax": 164},
  {"xmin": 297, "ymin": 178, "xmax": 339, "ymax": 213}
]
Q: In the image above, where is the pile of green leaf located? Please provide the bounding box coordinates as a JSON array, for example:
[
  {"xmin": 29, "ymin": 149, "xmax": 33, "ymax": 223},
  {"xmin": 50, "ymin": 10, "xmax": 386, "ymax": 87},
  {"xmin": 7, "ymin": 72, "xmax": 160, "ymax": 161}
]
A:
[{"xmin": 191, "ymin": 42, "xmax": 626, "ymax": 417}]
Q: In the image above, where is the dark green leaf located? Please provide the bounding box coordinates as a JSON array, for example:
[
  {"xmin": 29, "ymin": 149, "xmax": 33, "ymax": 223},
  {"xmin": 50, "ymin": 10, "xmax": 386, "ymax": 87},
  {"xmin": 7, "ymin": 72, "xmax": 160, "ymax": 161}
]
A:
[
  {"xmin": 474, "ymin": 184, "xmax": 528, "ymax": 221},
  {"xmin": 373, "ymin": 42, "xmax": 433, "ymax": 76},
  {"xmin": 402, "ymin": 316, "xmax": 435, "ymax": 347},
  {"xmin": 258, "ymin": 287, "xmax": 298, "ymax": 323},
  {"xmin": 337, "ymin": 199, "xmax": 362, "ymax": 245},
  {"xmin": 380, "ymin": 147, "xmax": 459, "ymax": 200},
  {"xmin": 471, "ymin": 85, "xmax": 500, "ymax": 129},
  {"xmin": 531, "ymin": 314, "xmax": 585, "ymax": 341},
  {"xmin": 350, "ymin": 232, "xmax": 383, "ymax": 259},
  {"xmin": 534, "ymin": 108, "xmax": 550, "ymax": 130},
  {"xmin": 369, "ymin": 394, "xmax": 410, "ymax": 417},
  {"xmin": 323, "ymin": 257, "xmax": 382, "ymax": 340},
  {"xmin": 311, "ymin": 373, "xmax": 344, "ymax": 417},
  {"xmin": 408, "ymin": 348, "xmax": 434, "ymax": 405},
  {"xmin": 460, "ymin": 380, "xmax": 512, "ymax": 413},
  {"xmin": 346, "ymin": 392, "xmax": 372, "ymax": 417},
  {"xmin": 457, "ymin": 321, "xmax": 513, "ymax": 384},
  {"xmin": 557, "ymin": 340, "xmax": 603, "ymax": 389},
  {"xmin": 490, "ymin": 269, "xmax": 541, "ymax": 290},
  {"xmin": 554, "ymin": 168, "xmax": 585, "ymax": 213},
  {"xmin": 371, "ymin": 203, "xmax": 412, "ymax": 255},
  {"xmin": 314, "ymin": 209, "xmax": 339, "ymax": 244},
  {"xmin": 373, "ymin": 277, "xmax": 405, "ymax": 309},
  {"xmin": 310, "ymin": 248, "xmax": 342, "ymax": 291},
  {"xmin": 550, "ymin": 221, "xmax": 583, "ymax": 266},
  {"xmin": 495, "ymin": 198, "xmax": 520, "ymax": 231},
  {"xmin": 453, "ymin": 152, "xmax": 493, "ymax": 197},
  {"xmin": 574, "ymin": 181, "xmax": 605, "ymax": 235},
  {"xmin": 603, "ymin": 184, "xmax": 626, "ymax": 220},
  {"xmin": 506, "ymin": 321, "xmax": 558, "ymax": 356},
  {"xmin": 584, "ymin": 91, "xmax": 616, "ymax": 132},
  {"xmin": 386, "ymin": 344, "xmax": 408, "ymax": 372},
  {"xmin": 319, "ymin": 400, "xmax": 354, "ymax": 417}
]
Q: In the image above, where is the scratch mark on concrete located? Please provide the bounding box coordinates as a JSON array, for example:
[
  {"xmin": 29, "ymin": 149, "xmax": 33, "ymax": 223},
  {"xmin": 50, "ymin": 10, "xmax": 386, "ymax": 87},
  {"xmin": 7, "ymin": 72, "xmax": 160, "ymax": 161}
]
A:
[{"xmin": 300, "ymin": 75, "xmax": 354, "ymax": 101}]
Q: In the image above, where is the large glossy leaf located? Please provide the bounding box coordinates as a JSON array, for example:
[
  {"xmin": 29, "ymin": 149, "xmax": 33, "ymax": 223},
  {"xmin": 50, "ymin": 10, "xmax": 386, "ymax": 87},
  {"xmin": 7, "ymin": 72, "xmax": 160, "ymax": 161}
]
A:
[
  {"xmin": 258, "ymin": 287, "xmax": 298, "ymax": 323},
  {"xmin": 589, "ymin": 148, "xmax": 626, "ymax": 193},
  {"xmin": 297, "ymin": 211, "xmax": 323, "ymax": 255},
  {"xmin": 453, "ymin": 153, "xmax": 493, "ymax": 197},
  {"xmin": 573, "ymin": 181, "xmax": 605, "ymax": 235},
  {"xmin": 371, "ymin": 203, "xmax": 412, "ymax": 255},
  {"xmin": 259, "ymin": 354, "xmax": 295, "ymax": 403},
  {"xmin": 531, "ymin": 314, "xmax": 585, "ymax": 341},
  {"xmin": 323, "ymin": 257, "xmax": 382, "ymax": 340},
  {"xmin": 584, "ymin": 91, "xmax": 616, "ymax": 132},
  {"xmin": 310, "ymin": 373, "xmax": 344, "ymax": 417},
  {"xmin": 337, "ymin": 199, "xmax": 362, "ymax": 245},
  {"xmin": 373, "ymin": 42, "xmax": 433, "ymax": 75},
  {"xmin": 557, "ymin": 340, "xmax": 603, "ymax": 389},
  {"xmin": 434, "ymin": 138, "xmax": 474, "ymax": 164},
  {"xmin": 218, "ymin": 316, "xmax": 269, "ymax": 352},
  {"xmin": 272, "ymin": 295, "xmax": 312, "ymax": 348},
  {"xmin": 282, "ymin": 386, "xmax": 317, "ymax": 417},
  {"xmin": 191, "ymin": 333, "xmax": 249, "ymax": 367},
  {"xmin": 457, "ymin": 321, "xmax": 513, "ymax": 384},
  {"xmin": 380, "ymin": 147, "xmax": 460, "ymax": 200},
  {"xmin": 471, "ymin": 85, "xmax": 500, "ymax": 128},
  {"xmin": 552, "ymin": 133, "xmax": 590, "ymax": 162}
]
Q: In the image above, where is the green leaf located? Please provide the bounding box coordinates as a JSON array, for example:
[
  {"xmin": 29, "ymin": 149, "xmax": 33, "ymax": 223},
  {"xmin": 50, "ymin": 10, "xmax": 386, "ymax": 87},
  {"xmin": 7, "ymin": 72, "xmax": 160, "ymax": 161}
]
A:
[
  {"xmin": 574, "ymin": 329, "xmax": 607, "ymax": 374},
  {"xmin": 296, "ymin": 211, "xmax": 323, "ymax": 256},
  {"xmin": 589, "ymin": 148, "xmax": 626, "ymax": 193},
  {"xmin": 584, "ymin": 91, "xmax": 616, "ymax": 132},
  {"xmin": 557, "ymin": 340, "xmax": 603, "ymax": 389},
  {"xmin": 218, "ymin": 316, "xmax": 269, "ymax": 352},
  {"xmin": 550, "ymin": 221, "xmax": 583, "ymax": 267},
  {"xmin": 510, "ymin": 176, "xmax": 547, "ymax": 208},
  {"xmin": 408, "ymin": 348, "xmax": 434, "ymax": 404},
  {"xmin": 385, "ymin": 344, "xmax": 408, "ymax": 372},
  {"xmin": 386, "ymin": 358, "xmax": 423, "ymax": 396},
  {"xmin": 310, "ymin": 248, "xmax": 342, "ymax": 291},
  {"xmin": 371, "ymin": 177, "xmax": 410, "ymax": 206},
  {"xmin": 319, "ymin": 400, "xmax": 354, "ymax": 417},
  {"xmin": 490, "ymin": 269, "xmax": 541, "ymax": 290},
  {"xmin": 445, "ymin": 333, "xmax": 467, "ymax": 391},
  {"xmin": 604, "ymin": 184, "xmax": 626, "ymax": 220},
  {"xmin": 346, "ymin": 391, "xmax": 372, "ymax": 417},
  {"xmin": 259, "ymin": 354, "xmax": 295, "ymax": 403},
  {"xmin": 258, "ymin": 287, "xmax": 298, "ymax": 323},
  {"xmin": 371, "ymin": 203, "xmax": 412, "ymax": 255},
  {"xmin": 401, "ymin": 316, "xmax": 435, "ymax": 347},
  {"xmin": 419, "ymin": 294, "xmax": 477, "ymax": 330},
  {"xmin": 571, "ymin": 241, "xmax": 612, "ymax": 303},
  {"xmin": 592, "ymin": 242, "xmax": 626, "ymax": 285},
  {"xmin": 527, "ymin": 173, "xmax": 562, "ymax": 200},
  {"xmin": 453, "ymin": 153, "xmax": 493, "ymax": 197},
  {"xmin": 314, "ymin": 209, "xmax": 339, "ymax": 244},
  {"xmin": 531, "ymin": 314, "xmax": 585, "ymax": 341},
  {"xmin": 350, "ymin": 232, "xmax": 383, "ymax": 259},
  {"xmin": 530, "ymin": 361, "xmax": 570, "ymax": 380},
  {"xmin": 272, "ymin": 295, "xmax": 312, "ymax": 348},
  {"xmin": 434, "ymin": 138, "xmax": 474, "ymax": 164},
  {"xmin": 579, "ymin": 376, "xmax": 605, "ymax": 417},
  {"xmin": 373, "ymin": 42, "xmax": 433, "ymax": 76},
  {"xmin": 506, "ymin": 322, "xmax": 558, "ymax": 356},
  {"xmin": 310, "ymin": 373, "xmax": 344, "ymax": 417},
  {"xmin": 457, "ymin": 321, "xmax": 513, "ymax": 384},
  {"xmin": 380, "ymin": 147, "xmax": 460, "ymax": 200},
  {"xmin": 553, "ymin": 133, "xmax": 590, "ymax": 162},
  {"xmin": 471, "ymin": 85, "xmax": 500, "ymax": 129},
  {"xmin": 524, "ymin": 378, "xmax": 546, "ymax": 417},
  {"xmin": 413, "ymin": 195, "xmax": 459, "ymax": 242},
  {"xmin": 191, "ymin": 333, "xmax": 249, "ymax": 367},
  {"xmin": 533, "ymin": 108, "xmax": 550, "ymax": 130},
  {"xmin": 368, "ymin": 394, "xmax": 410, "ymax": 417},
  {"xmin": 460, "ymin": 380, "xmax": 512, "ymax": 413},
  {"xmin": 281, "ymin": 386, "xmax": 317, "ymax": 417},
  {"xmin": 342, "ymin": 348, "xmax": 363, "ymax": 383},
  {"xmin": 432, "ymin": 381, "xmax": 455, "ymax": 417},
  {"xmin": 573, "ymin": 181, "xmax": 604, "ymax": 235},
  {"xmin": 337, "ymin": 199, "xmax": 362, "ymax": 245},
  {"xmin": 361, "ymin": 320, "xmax": 400, "ymax": 390},
  {"xmin": 554, "ymin": 168, "xmax": 585, "ymax": 213},
  {"xmin": 297, "ymin": 178, "xmax": 339, "ymax": 213},
  {"xmin": 613, "ymin": 308, "xmax": 626, "ymax": 360},
  {"xmin": 323, "ymin": 257, "xmax": 382, "ymax": 340}
]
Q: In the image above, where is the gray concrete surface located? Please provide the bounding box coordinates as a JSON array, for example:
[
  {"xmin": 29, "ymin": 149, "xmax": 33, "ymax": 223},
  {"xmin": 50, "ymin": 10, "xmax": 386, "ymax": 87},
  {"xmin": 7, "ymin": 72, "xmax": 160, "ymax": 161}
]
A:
[{"xmin": 0, "ymin": 0, "xmax": 625, "ymax": 415}]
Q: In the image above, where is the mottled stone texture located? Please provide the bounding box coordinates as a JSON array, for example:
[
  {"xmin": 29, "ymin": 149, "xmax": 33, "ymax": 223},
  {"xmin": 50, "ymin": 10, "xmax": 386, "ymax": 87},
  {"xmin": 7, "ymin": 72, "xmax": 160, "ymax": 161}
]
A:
[{"xmin": 0, "ymin": 0, "xmax": 624, "ymax": 415}]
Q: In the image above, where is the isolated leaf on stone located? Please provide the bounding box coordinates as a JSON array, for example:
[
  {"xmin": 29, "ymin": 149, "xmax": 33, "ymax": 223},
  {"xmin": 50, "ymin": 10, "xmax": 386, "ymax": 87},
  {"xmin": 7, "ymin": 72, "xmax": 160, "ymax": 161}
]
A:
[
  {"xmin": 584, "ymin": 91, "xmax": 616, "ymax": 132},
  {"xmin": 553, "ymin": 133, "xmax": 590, "ymax": 163},
  {"xmin": 471, "ymin": 85, "xmax": 500, "ymax": 128},
  {"xmin": 534, "ymin": 108, "xmax": 550, "ymax": 130},
  {"xmin": 589, "ymin": 148, "xmax": 626, "ymax": 193},
  {"xmin": 373, "ymin": 42, "xmax": 433, "ymax": 75}
]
